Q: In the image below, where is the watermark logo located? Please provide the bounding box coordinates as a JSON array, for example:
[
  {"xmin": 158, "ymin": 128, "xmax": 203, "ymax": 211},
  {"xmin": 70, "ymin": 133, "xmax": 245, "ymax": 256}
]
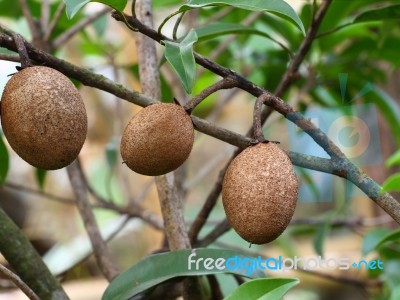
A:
[
  {"xmin": 187, "ymin": 252, "xmax": 383, "ymax": 275},
  {"xmin": 287, "ymin": 74, "xmax": 382, "ymax": 202}
]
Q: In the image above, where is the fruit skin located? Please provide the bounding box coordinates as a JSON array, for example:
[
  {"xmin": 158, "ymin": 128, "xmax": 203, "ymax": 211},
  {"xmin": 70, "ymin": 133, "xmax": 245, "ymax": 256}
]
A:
[
  {"xmin": 222, "ymin": 142, "xmax": 298, "ymax": 244},
  {"xmin": 120, "ymin": 103, "xmax": 194, "ymax": 176},
  {"xmin": 1, "ymin": 66, "xmax": 87, "ymax": 170}
]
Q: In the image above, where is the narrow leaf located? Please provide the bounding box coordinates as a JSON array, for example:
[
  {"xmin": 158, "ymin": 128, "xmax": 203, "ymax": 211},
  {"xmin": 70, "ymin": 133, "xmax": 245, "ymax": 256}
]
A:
[
  {"xmin": 374, "ymin": 228, "xmax": 400, "ymax": 250},
  {"xmin": 354, "ymin": 5, "xmax": 400, "ymax": 23},
  {"xmin": 163, "ymin": 29, "xmax": 198, "ymax": 94},
  {"xmin": 180, "ymin": 0, "xmax": 305, "ymax": 35},
  {"xmin": 0, "ymin": 134, "xmax": 9, "ymax": 185},
  {"xmin": 194, "ymin": 23, "xmax": 291, "ymax": 53},
  {"xmin": 64, "ymin": 0, "xmax": 127, "ymax": 19},
  {"xmin": 368, "ymin": 86, "xmax": 400, "ymax": 146},
  {"xmin": 386, "ymin": 150, "xmax": 400, "ymax": 168},
  {"xmin": 382, "ymin": 174, "xmax": 400, "ymax": 193},
  {"xmin": 105, "ymin": 136, "xmax": 119, "ymax": 169},
  {"xmin": 35, "ymin": 168, "xmax": 47, "ymax": 191},
  {"xmin": 313, "ymin": 221, "xmax": 331, "ymax": 257},
  {"xmin": 224, "ymin": 278, "xmax": 299, "ymax": 300},
  {"xmin": 102, "ymin": 248, "xmax": 265, "ymax": 300},
  {"xmin": 362, "ymin": 228, "xmax": 391, "ymax": 255}
]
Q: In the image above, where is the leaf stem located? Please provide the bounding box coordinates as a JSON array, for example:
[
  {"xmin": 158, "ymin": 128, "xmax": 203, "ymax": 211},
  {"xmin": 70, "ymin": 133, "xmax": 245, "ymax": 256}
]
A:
[
  {"xmin": 12, "ymin": 34, "xmax": 32, "ymax": 68},
  {"xmin": 0, "ymin": 264, "xmax": 40, "ymax": 300},
  {"xmin": 252, "ymin": 94, "xmax": 268, "ymax": 142}
]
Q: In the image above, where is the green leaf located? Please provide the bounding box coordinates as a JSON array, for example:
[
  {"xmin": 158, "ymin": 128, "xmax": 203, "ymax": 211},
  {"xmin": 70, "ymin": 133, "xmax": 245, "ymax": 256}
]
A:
[
  {"xmin": 362, "ymin": 228, "xmax": 391, "ymax": 255},
  {"xmin": 64, "ymin": 0, "xmax": 127, "ymax": 19},
  {"xmin": 374, "ymin": 228, "xmax": 400, "ymax": 250},
  {"xmin": 224, "ymin": 278, "xmax": 299, "ymax": 300},
  {"xmin": 382, "ymin": 174, "xmax": 400, "ymax": 193},
  {"xmin": 102, "ymin": 248, "xmax": 265, "ymax": 300},
  {"xmin": 180, "ymin": 0, "xmax": 305, "ymax": 35},
  {"xmin": 367, "ymin": 86, "xmax": 400, "ymax": 147},
  {"xmin": 193, "ymin": 23, "xmax": 291, "ymax": 54},
  {"xmin": 390, "ymin": 286, "xmax": 400, "ymax": 300},
  {"xmin": 313, "ymin": 221, "xmax": 331, "ymax": 257},
  {"xmin": 0, "ymin": 134, "xmax": 9, "ymax": 185},
  {"xmin": 163, "ymin": 29, "xmax": 198, "ymax": 94},
  {"xmin": 354, "ymin": 5, "xmax": 400, "ymax": 23},
  {"xmin": 105, "ymin": 136, "xmax": 119, "ymax": 169},
  {"xmin": 92, "ymin": 14, "xmax": 108, "ymax": 37},
  {"xmin": 386, "ymin": 150, "xmax": 400, "ymax": 168},
  {"xmin": 35, "ymin": 168, "xmax": 47, "ymax": 191}
]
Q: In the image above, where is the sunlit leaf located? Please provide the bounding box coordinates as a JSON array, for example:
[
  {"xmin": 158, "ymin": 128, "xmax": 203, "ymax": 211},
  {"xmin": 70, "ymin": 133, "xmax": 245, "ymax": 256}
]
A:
[
  {"xmin": 225, "ymin": 278, "xmax": 299, "ymax": 300},
  {"xmin": 180, "ymin": 0, "xmax": 305, "ymax": 35},
  {"xmin": 382, "ymin": 174, "xmax": 400, "ymax": 193},
  {"xmin": 362, "ymin": 228, "xmax": 391, "ymax": 255},
  {"xmin": 354, "ymin": 5, "xmax": 400, "ymax": 23},
  {"xmin": 163, "ymin": 29, "xmax": 198, "ymax": 94},
  {"xmin": 64, "ymin": 0, "xmax": 127, "ymax": 19},
  {"xmin": 386, "ymin": 150, "xmax": 400, "ymax": 168},
  {"xmin": 313, "ymin": 221, "xmax": 331, "ymax": 257},
  {"xmin": 0, "ymin": 134, "xmax": 9, "ymax": 185}
]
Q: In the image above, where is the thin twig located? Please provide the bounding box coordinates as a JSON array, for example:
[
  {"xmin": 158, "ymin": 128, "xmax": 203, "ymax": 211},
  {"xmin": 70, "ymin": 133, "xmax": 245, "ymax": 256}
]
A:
[
  {"xmin": 44, "ymin": 2, "xmax": 66, "ymax": 42},
  {"xmin": 4, "ymin": 182, "xmax": 75, "ymax": 204},
  {"xmin": 0, "ymin": 264, "xmax": 40, "ymax": 300},
  {"xmin": 206, "ymin": 275, "xmax": 224, "ymax": 300},
  {"xmin": 66, "ymin": 160, "xmax": 120, "ymax": 281},
  {"xmin": 173, "ymin": 11, "xmax": 185, "ymax": 40},
  {"xmin": 184, "ymin": 146, "xmax": 232, "ymax": 190},
  {"xmin": 18, "ymin": 0, "xmax": 41, "ymax": 45},
  {"xmin": 0, "ymin": 53, "xmax": 20, "ymax": 62},
  {"xmin": 184, "ymin": 76, "xmax": 238, "ymax": 113},
  {"xmin": 53, "ymin": 8, "xmax": 112, "ymax": 48},
  {"xmin": 274, "ymin": 0, "xmax": 333, "ymax": 97},
  {"xmin": 188, "ymin": 165, "xmax": 228, "ymax": 244},
  {"xmin": 316, "ymin": 22, "xmax": 353, "ymax": 39},
  {"xmin": 41, "ymin": 0, "xmax": 50, "ymax": 30},
  {"xmin": 196, "ymin": 219, "xmax": 230, "ymax": 247}
]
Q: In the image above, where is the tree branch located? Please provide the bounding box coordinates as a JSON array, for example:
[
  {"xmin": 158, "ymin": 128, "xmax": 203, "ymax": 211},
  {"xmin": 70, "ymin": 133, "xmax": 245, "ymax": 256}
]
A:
[
  {"xmin": 41, "ymin": 0, "xmax": 50, "ymax": 30},
  {"xmin": 53, "ymin": 8, "xmax": 112, "ymax": 48},
  {"xmin": 0, "ymin": 207, "xmax": 69, "ymax": 299},
  {"xmin": 66, "ymin": 160, "xmax": 120, "ymax": 281},
  {"xmin": 44, "ymin": 2, "xmax": 66, "ymax": 42},
  {"xmin": 274, "ymin": 0, "xmax": 333, "ymax": 97},
  {"xmin": 0, "ymin": 22, "xmax": 398, "ymax": 223},
  {"xmin": 0, "ymin": 264, "xmax": 40, "ymax": 300},
  {"xmin": 17, "ymin": 0, "xmax": 42, "ymax": 46}
]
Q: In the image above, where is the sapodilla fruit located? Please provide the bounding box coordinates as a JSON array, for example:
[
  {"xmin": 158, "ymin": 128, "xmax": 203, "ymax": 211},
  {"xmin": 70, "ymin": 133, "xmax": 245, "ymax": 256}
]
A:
[
  {"xmin": 120, "ymin": 103, "xmax": 194, "ymax": 176},
  {"xmin": 222, "ymin": 142, "xmax": 298, "ymax": 244},
  {"xmin": 0, "ymin": 66, "xmax": 87, "ymax": 170}
]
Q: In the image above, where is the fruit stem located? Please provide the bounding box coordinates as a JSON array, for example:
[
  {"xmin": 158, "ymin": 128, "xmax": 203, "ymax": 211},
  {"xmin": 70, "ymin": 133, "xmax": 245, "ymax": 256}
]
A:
[
  {"xmin": 252, "ymin": 94, "xmax": 269, "ymax": 143},
  {"xmin": 184, "ymin": 76, "xmax": 237, "ymax": 114},
  {"xmin": 12, "ymin": 34, "xmax": 32, "ymax": 69}
]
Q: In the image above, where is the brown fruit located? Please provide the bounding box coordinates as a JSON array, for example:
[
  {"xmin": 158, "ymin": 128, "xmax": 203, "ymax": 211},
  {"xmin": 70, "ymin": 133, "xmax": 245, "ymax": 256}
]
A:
[
  {"xmin": 1, "ymin": 66, "xmax": 87, "ymax": 170},
  {"xmin": 120, "ymin": 103, "xmax": 194, "ymax": 176},
  {"xmin": 222, "ymin": 142, "xmax": 298, "ymax": 244}
]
